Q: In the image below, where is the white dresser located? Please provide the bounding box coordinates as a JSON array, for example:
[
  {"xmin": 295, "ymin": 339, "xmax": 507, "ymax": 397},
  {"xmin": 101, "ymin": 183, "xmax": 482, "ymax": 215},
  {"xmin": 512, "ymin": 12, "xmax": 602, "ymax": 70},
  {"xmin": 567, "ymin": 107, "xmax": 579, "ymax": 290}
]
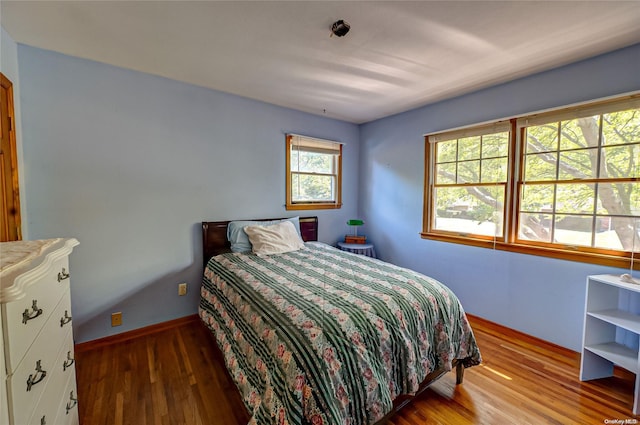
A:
[{"xmin": 0, "ymin": 238, "xmax": 79, "ymax": 425}]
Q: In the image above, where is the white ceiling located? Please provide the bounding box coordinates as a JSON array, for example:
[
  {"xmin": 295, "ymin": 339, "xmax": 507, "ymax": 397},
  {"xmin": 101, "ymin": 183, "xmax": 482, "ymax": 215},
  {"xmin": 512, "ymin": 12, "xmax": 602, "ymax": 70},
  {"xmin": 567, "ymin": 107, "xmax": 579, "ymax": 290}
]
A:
[{"xmin": 2, "ymin": 1, "xmax": 640, "ymax": 124}]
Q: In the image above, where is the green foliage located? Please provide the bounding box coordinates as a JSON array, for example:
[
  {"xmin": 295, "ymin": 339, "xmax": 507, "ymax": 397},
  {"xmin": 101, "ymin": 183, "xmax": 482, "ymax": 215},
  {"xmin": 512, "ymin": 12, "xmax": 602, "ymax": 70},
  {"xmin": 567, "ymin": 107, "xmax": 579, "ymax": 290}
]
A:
[
  {"xmin": 434, "ymin": 131, "xmax": 509, "ymax": 237},
  {"xmin": 291, "ymin": 150, "xmax": 333, "ymax": 174},
  {"xmin": 291, "ymin": 150, "xmax": 335, "ymax": 202},
  {"xmin": 521, "ymin": 108, "xmax": 639, "ymax": 250}
]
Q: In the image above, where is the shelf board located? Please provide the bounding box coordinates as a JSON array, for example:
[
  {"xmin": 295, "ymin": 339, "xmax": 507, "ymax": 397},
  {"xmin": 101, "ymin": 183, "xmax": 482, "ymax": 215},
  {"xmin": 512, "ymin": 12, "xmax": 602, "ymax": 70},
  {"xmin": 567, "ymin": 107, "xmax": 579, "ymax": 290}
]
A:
[
  {"xmin": 589, "ymin": 274, "xmax": 640, "ymax": 292},
  {"xmin": 585, "ymin": 342, "xmax": 638, "ymax": 373},
  {"xmin": 588, "ymin": 309, "xmax": 640, "ymax": 334}
]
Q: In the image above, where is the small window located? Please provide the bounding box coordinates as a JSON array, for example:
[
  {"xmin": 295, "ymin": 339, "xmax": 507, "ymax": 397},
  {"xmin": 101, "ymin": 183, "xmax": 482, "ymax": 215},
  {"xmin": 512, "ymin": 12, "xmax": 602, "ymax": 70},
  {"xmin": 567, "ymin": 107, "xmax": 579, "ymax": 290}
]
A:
[{"xmin": 286, "ymin": 134, "xmax": 342, "ymax": 210}]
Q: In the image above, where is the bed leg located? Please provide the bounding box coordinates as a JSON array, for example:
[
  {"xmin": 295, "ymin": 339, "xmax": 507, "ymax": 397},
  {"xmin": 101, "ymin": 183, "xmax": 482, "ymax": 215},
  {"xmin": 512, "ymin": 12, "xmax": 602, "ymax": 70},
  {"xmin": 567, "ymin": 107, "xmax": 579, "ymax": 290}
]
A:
[{"xmin": 455, "ymin": 362, "xmax": 465, "ymax": 385}]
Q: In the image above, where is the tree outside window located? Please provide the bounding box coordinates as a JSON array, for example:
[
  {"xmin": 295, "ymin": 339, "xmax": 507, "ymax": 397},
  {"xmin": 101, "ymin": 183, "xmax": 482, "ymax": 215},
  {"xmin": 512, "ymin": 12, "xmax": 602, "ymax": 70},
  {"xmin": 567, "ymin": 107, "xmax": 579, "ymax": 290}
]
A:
[{"xmin": 518, "ymin": 106, "xmax": 639, "ymax": 253}]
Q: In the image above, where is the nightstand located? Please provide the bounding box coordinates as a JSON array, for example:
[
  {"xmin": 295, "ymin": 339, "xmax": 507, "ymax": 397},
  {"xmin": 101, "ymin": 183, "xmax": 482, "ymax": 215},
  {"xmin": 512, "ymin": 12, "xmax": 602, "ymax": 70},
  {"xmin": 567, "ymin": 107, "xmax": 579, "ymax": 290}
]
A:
[{"xmin": 337, "ymin": 242, "xmax": 376, "ymax": 258}]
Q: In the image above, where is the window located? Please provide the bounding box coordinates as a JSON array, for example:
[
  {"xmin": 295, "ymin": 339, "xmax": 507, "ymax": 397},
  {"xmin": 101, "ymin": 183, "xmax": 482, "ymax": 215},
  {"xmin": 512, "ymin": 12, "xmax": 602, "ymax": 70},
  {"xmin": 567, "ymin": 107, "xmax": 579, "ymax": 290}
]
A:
[
  {"xmin": 427, "ymin": 122, "xmax": 512, "ymax": 240},
  {"xmin": 423, "ymin": 96, "xmax": 640, "ymax": 269},
  {"xmin": 286, "ymin": 134, "xmax": 342, "ymax": 210}
]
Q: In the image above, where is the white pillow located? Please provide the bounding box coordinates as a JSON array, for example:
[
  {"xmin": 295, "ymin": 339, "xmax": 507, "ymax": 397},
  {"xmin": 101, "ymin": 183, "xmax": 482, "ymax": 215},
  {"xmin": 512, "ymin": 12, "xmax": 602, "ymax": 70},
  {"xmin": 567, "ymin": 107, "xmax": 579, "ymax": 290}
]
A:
[{"xmin": 244, "ymin": 221, "xmax": 305, "ymax": 256}]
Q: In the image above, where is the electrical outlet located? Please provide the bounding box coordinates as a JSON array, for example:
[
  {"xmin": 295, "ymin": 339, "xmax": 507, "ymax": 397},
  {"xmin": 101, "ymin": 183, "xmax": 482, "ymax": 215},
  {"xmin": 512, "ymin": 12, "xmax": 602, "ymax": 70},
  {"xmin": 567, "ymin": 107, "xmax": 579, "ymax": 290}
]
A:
[
  {"xmin": 111, "ymin": 312, "xmax": 122, "ymax": 327},
  {"xmin": 178, "ymin": 282, "xmax": 187, "ymax": 296}
]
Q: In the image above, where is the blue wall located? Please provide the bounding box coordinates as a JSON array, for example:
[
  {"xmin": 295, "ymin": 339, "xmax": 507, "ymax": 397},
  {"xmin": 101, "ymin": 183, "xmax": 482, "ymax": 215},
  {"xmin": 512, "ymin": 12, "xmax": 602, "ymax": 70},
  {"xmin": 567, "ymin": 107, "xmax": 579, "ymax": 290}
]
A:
[
  {"xmin": 359, "ymin": 44, "xmax": 640, "ymax": 351},
  {"xmin": 17, "ymin": 45, "xmax": 360, "ymax": 343}
]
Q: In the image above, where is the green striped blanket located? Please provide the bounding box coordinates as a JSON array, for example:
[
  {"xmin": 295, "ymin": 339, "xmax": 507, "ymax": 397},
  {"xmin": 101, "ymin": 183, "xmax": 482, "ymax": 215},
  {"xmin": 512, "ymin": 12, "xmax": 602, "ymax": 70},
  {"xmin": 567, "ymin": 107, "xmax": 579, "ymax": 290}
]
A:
[{"xmin": 199, "ymin": 242, "xmax": 481, "ymax": 425}]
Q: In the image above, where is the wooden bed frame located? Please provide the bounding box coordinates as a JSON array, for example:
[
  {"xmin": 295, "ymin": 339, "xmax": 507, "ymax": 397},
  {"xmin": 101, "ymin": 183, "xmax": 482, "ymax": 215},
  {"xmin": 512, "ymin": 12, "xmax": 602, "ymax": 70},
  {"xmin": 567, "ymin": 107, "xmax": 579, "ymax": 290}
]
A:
[
  {"xmin": 200, "ymin": 215, "xmax": 464, "ymax": 423},
  {"xmin": 201, "ymin": 216, "xmax": 319, "ymax": 265}
]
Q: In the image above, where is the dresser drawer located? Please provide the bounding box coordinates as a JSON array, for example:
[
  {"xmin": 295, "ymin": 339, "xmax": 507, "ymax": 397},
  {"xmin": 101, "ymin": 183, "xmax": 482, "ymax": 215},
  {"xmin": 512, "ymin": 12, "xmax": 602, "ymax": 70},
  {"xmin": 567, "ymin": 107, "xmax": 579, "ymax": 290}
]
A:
[
  {"xmin": 1, "ymin": 238, "xmax": 79, "ymax": 425},
  {"xmin": 7, "ymin": 290, "xmax": 73, "ymax": 425},
  {"xmin": 27, "ymin": 329, "xmax": 77, "ymax": 425},
  {"xmin": 3, "ymin": 256, "xmax": 71, "ymax": 371},
  {"xmin": 52, "ymin": 371, "xmax": 79, "ymax": 425},
  {"xmin": 0, "ymin": 313, "xmax": 8, "ymax": 425}
]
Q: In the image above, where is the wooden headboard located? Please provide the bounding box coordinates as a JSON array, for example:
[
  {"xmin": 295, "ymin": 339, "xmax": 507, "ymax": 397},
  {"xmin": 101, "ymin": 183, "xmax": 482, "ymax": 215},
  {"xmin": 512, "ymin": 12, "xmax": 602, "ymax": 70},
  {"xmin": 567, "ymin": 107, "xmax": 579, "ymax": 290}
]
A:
[{"xmin": 202, "ymin": 216, "xmax": 318, "ymax": 265}]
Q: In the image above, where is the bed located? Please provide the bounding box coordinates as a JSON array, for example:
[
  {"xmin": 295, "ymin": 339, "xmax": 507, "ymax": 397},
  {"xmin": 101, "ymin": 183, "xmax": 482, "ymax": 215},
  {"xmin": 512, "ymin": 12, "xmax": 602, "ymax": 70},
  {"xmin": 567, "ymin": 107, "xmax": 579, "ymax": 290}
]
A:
[{"xmin": 199, "ymin": 216, "xmax": 481, "ymax": 425}]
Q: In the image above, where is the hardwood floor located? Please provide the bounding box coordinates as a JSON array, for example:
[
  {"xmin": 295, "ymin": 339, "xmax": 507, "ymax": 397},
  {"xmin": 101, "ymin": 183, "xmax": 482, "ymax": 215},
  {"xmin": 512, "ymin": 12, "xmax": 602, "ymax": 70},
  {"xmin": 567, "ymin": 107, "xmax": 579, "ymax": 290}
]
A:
[
  {"xmin": 75, "ymin": 314, "xmax": 638, "ymax": 425},
  {"xmin": 75, "ymin": 316, "xmax": 249, "ymax": 425}
]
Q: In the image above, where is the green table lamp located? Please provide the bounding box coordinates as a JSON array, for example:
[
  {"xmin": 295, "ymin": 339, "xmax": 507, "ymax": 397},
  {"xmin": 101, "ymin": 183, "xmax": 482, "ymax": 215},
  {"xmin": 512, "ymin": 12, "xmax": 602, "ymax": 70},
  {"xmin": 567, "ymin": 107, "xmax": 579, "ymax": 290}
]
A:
[{"xmin": 347, "ymin": 219, "xmax": 364, "ymax": 237}]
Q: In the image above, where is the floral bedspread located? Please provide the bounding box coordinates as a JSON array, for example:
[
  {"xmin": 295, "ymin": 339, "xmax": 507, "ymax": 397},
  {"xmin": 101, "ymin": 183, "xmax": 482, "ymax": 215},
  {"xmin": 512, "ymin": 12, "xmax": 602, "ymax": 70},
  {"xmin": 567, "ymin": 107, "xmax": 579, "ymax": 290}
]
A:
[{"xmin": 199, "ymin": 242, "xmax": 481, "ymax": 425}]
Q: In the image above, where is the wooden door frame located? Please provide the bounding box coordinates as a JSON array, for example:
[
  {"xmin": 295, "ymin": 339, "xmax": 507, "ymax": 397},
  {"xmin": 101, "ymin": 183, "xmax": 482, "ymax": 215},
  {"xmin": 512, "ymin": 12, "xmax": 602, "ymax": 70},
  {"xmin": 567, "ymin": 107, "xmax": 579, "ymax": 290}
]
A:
[{"xmin": 1, "ymin": 72, "xmax": 22, "ymax": 241}]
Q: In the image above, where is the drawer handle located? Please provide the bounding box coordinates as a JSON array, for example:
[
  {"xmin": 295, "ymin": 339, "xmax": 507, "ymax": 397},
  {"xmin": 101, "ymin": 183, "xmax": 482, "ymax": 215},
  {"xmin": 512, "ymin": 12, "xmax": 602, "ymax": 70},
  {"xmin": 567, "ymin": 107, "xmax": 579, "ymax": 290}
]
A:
[
  {"xmin": 58, "ymin": 268, "xmax": 70, "ymax": 282},
  {"xmin": 66, "ymin": 391, "xmax": 78, "ymax": 414},
  {"xmin": 22, "ymin": 300, "xmax": 43, "ymax": 324},
  {"xmin": 63, "ymin": 351, "xmax": 75, "ymax": 371},
  {"xmin": 41, "ymin": 416, "xmax": 46, "ymax": 425},
  {"xmin": 27, "ymin": 360, "xmax": 47, "ymax": 391},
  {"xmin": 60, "ymin": 310, "xmax": 72, "ymax": 327}
]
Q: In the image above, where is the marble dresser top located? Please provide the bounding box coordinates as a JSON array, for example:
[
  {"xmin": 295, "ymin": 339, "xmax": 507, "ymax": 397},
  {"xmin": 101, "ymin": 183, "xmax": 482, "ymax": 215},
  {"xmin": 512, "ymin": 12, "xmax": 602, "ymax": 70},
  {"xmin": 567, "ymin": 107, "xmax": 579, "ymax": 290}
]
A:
[
  {"xmin": 0, "ymin": 238, "xmax": 79, "ymax": 302},
  {"xmin": 1, "ymin": 238, "xmax": 63, "ymax": 274}
]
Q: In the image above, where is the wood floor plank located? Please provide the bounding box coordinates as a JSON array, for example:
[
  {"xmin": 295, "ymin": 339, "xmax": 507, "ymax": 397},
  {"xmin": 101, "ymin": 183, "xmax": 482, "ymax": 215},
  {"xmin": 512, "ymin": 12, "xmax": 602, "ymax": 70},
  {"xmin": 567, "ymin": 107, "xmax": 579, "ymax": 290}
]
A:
[{"xmin": 75, "ymin": 314, "xmax": 639, "ymax": 424}]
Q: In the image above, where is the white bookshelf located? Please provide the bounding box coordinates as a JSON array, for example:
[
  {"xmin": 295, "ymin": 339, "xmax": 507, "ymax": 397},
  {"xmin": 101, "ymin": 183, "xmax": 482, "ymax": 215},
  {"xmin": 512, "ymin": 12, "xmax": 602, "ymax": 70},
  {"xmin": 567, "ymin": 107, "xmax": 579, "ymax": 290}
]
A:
[{"xmin": 580, "ymin": 274, "xmax": 640, "ymax": 415}]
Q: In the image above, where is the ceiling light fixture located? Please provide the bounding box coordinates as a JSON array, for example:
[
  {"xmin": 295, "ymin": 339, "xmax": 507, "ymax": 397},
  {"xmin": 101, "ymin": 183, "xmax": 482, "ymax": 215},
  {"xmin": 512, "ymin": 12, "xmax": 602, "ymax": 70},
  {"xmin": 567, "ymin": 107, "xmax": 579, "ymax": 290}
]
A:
[{"xmin": 331, "ymin": 20, "xmax": 350, "ymax": 37}]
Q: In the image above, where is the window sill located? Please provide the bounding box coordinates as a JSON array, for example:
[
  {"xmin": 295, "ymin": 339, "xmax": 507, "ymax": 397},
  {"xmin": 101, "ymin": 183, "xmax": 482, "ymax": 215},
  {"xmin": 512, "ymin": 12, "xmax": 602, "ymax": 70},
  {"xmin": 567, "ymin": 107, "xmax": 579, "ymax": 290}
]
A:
[
  {"xmin": 420, "ymin": 232, "xmax": 638, "ymax": 270},
  {"xmin": 286, "ymin": 203, "xmax": 342, "ymax": 211}
]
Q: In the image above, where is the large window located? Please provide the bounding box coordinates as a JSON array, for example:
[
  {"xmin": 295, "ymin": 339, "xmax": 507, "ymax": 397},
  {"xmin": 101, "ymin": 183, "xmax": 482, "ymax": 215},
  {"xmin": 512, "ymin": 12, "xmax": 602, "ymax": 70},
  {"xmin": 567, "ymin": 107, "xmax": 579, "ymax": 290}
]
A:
[
  {"xmin": 286, "ymin": 134, "xmax": 342, "ymax": 210},
  {"xmin": 423, "ymin": 96, "xmax": 640, "ymax": 269}
]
